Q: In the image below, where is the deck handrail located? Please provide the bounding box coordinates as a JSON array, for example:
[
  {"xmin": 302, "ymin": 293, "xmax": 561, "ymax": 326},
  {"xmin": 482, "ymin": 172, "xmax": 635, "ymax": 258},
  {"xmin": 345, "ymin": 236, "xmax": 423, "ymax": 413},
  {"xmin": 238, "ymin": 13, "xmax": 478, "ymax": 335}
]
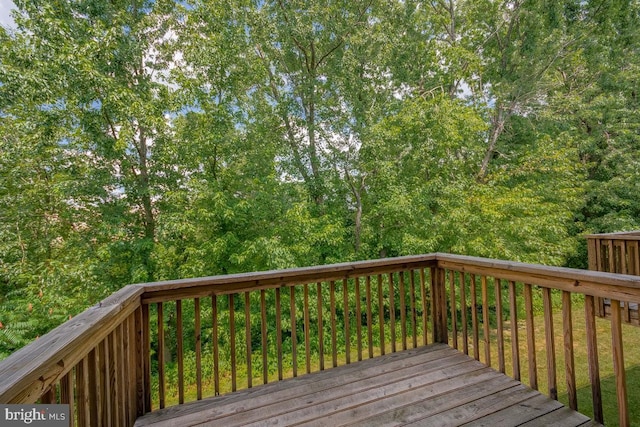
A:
[{"xmin": 1, "ymin": 253, "xmax": 638, "ymax": 426}]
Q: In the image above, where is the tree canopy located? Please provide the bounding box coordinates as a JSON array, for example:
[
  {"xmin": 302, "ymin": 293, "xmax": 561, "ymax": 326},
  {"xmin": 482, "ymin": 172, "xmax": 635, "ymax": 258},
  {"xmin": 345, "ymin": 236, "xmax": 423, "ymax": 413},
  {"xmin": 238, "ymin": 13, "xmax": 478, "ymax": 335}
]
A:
[{"xmin": 1, "ymin": 0, "xmax": 639, "ymax": 358}]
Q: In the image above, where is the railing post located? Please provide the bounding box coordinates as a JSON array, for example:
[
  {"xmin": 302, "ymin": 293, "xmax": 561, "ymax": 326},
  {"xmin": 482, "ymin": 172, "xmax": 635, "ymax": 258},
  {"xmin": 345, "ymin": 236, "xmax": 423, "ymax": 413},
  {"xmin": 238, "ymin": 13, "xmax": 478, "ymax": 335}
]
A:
[{"xmin": 431, "ymin": 266, "xmax": 448, "ymax": 344}]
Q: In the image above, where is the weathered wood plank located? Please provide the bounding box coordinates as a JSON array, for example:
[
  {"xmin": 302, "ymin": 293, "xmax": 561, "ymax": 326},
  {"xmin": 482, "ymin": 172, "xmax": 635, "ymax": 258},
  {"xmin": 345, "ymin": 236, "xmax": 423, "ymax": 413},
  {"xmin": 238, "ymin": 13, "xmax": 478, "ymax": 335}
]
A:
[
  {"xmin": 297, "ymin": 369, "xmax": 514, "ymax": 427},
  {"xmin": 403, "ymin": 384, "xmax": 541, "ymax": 426},
  {"xmin": 134, "ymin": 343, "xmax": 593, "ymax": 427},
  {"xmin": 207, "ymin": 356, "xmax": 482, "ymax": 427},
  {"xmin": 461, "ymin": 393, "xmax": 565, "ymax": 426},
  {"xmin": 518, "ymin": 406, "xmax": 599, "ymax": 427},
  {"xmin": 134, "ymin": 344, "xmax": 452, "ymax": 426}
]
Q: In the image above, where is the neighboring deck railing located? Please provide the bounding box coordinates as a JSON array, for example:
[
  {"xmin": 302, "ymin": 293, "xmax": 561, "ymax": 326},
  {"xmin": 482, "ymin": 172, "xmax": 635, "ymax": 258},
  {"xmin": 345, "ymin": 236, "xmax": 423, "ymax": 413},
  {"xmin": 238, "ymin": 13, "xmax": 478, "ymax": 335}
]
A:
[
  {"xmin": 1, "ymin": 253, "xmax": 639, "ymax": 426},
  {"xmin": 587, "ymin": 231, "xmax": 640, "ymax": 324}
]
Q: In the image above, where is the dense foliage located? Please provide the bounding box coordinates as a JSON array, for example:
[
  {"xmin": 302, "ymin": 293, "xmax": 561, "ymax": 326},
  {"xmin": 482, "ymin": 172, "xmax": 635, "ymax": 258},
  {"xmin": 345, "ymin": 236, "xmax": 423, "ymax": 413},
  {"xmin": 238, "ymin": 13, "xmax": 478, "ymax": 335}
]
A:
[{"xmin": 1, "ymin": 0, "xmax": 639, "ymax": 358}]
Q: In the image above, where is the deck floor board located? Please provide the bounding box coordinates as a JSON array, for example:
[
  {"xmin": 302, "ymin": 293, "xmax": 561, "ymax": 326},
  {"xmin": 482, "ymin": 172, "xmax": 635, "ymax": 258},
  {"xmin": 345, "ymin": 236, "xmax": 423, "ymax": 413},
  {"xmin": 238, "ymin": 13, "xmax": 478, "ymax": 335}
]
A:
[{"xmin": 134, "ymin": 343, "xmax": 599, "ymax": 427}]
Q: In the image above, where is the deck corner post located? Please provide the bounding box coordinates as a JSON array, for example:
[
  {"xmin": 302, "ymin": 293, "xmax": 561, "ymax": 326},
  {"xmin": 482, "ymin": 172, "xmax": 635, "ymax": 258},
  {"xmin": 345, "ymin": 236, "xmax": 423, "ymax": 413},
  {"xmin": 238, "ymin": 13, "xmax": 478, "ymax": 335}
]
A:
[{"xmin": 431, "ymin": 266, "xmax": 448, "ymax": 344}]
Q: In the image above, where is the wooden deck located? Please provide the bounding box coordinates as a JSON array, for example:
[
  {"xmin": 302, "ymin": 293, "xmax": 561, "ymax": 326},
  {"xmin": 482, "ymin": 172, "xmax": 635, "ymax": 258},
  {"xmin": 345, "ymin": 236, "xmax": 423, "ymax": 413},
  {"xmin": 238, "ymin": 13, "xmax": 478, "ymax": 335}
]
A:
[{"xmin": 134, "ymin": 343, "xmax": 600, "ymax": 427}]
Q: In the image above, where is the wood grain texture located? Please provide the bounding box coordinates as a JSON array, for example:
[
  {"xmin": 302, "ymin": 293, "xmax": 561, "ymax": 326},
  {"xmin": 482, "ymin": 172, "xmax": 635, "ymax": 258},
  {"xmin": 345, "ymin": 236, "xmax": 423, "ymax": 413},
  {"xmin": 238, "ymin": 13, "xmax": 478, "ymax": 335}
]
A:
[{"xmin": 134, "ymin": 344, "xmax": 597, "ymax": 427}]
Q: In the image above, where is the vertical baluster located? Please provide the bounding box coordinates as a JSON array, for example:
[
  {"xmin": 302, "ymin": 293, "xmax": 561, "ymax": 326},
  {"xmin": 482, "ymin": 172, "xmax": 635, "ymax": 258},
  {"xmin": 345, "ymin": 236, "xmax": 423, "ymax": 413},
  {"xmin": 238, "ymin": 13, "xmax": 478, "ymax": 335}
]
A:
[
  {"xmin": 108, "ymin": 330, "xmax": 120, "ymax": 427},
  {"xmin": 244, "ymin": 292, "xmax": 252, "ymax": 389},
  {"xmin": 562, "ymin": 291, "xmax": 577, "ymax": 410},
  {"xmin": 343, "ymin": 279, "xmax": 351, "ymax": 364},
  {"xmin": 471, "ymin": 274, "xmax": 479, "ymax": 361},
  {"xmin": 141, "ymin": 304, "xmax": 150, "ymax": 413},
  {"xmin": 317, "ymin": 282, "xmax": 324, "ymax": 371},
  {"xmin": 290, "ymin": 286, "xmax": 298, "ymax": 377},
  {"xmin": 355, "ymin": 277, "xmax": 362, "ymax": 361},
  {"xmin": 611, "ymin": 299, "xmax": 629, "ymax": 426},
  {"xmin": 212, "ymin": 295, "xmax": 220, "ymax": 396},
  {"xmin": 399, "ymin": 271, "xmax": 407, "ymax": 351},
  {"xmin": 304, "ymin": 284, "xmax": 311, "ymax": 374},
  {"xmin": 366, "ymin": 276, "xmax": 374, "ymax": 358},
  {"xmin": 60, "ymin": 370, "xmax": 74, "ymax": 426},
  {"xmin": 128, "ymin": 312, "xmax": 138, "ymax": 422},
  {"xmin": 481, "ymin": 276, "xmax": 491, "ymax": 366},
  {"xmin": 378, "ymin": 275, "xmax": 386, "ymax": 355},
  {"xmin": 229, "ymin": 294, "xmax": 236, "ymax": 392},
  {"xmin": 176, "ymin": 300, "xmax": 184, "ymax": 404},
  {"xmin": 460, "ymin": 272, "xmax": 468, "ymax": 355},
  {"xmin": 157, "ymin": 302, "xmax": 165, "ymax": 409},
  {"xmin": 524, "ymin": 284, "xmax": 537, "ymax": 390},
  {"xmin": 76, "ymin": 357, "xmax": 89, "ymax": 427},
  {"xmin": 584, "ymin": 295, "xmax": 603, "ymax": 423},
  {"xmin": 420, "ymin": 269, "xmax": 428, "ymax": 346},
  {"xmin": 276, "ymin": 288, "xmax": 283, "ymax": 381},
  {"xmin": 449, "ymin": 271, "xmax": 457, "ymax": 350},
  {"xmin": 389, "ymin": 273, "xmax": 396, "ymax": 353},
  {"xmin": 508, "ymin": 281, "xmax": 520, "ymax": 381},
  {"xmin": 99, "ymin": 339, "xmax": 110, "ymax": 426},
  {"xmin": 437, "ymin": 268, "xmax": 448, "ymax": 343},
  {"xmin": 88, "ymin": 348, "xmax": 99, "ymax": 425},
  {"xmin": 410, "ymin": 270, "xmax": 417, "ymax": 349},
  {"xmin": 263, "ymin": 289, "xmax": 271, "ymax": 383},
  {"xmin": 195, "ymin": 297, "xmax": 202, "ymax": 400},
  {"xmin": 330, "ymin": 281, "xmax": 338, "ymax": 367},
  {"xmin": 542, "ymin": 287, "xmax": 557, "ymax": 400},
  {"xmin": 495, "ymin": 278, "xmax": 505, "ymax": 373},
  {"xmin": 117, "ymin": 323, "xmax": 126, "ymax": 425}
]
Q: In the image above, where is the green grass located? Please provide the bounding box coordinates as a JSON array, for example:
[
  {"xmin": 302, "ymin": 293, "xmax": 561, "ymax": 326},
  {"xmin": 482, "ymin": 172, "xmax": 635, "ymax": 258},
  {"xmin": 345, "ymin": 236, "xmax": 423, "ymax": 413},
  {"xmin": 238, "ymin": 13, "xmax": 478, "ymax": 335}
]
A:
[{"xmin": 455, "ymin": 297, "xmax": 640, "ymax": 426}]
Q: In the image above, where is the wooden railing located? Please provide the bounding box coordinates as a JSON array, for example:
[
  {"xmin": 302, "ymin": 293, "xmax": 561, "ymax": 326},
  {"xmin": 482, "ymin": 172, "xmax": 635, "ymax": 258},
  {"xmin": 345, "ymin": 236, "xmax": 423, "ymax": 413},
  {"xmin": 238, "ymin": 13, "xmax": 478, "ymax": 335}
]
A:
[
  {"xmin": 587, "ymin": 231, "xmax": 640, "ymax": 324},
  {"xmin": 1, "ymin": 253, "xmax": 639, "ymax": 426}
]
